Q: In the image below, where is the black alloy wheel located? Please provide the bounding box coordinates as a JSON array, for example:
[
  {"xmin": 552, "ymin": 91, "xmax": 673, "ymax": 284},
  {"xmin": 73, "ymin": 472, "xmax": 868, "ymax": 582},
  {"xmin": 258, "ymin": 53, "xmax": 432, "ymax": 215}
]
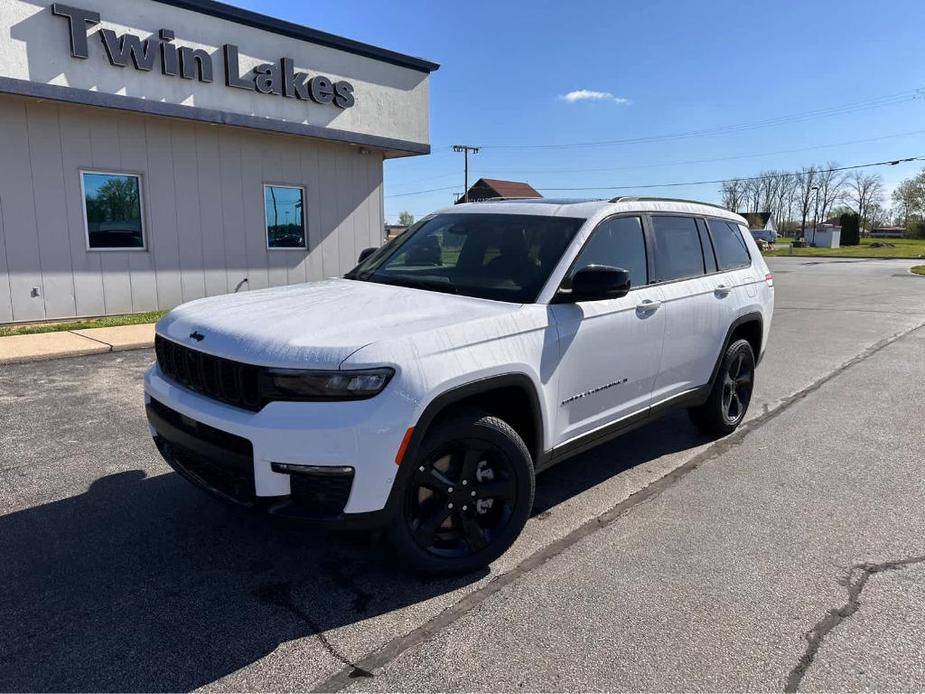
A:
[
  {"xmin": 689, "ymin": 338, "xmax": 756, "ymax": 436},
  {"xmin": 722, "ymin": 350, "xmax": 754, "ymax": 424},
  {"xmin": 389, "ymin": 411, "xmax": 534, "ymax": 575}
]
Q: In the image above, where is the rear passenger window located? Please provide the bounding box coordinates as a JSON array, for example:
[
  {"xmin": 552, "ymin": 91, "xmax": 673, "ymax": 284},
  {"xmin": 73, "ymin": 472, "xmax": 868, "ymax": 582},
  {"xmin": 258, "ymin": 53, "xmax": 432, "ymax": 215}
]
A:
[
  {"xmin": 570, "ymin": 216, "xmax": 647, "ymax": 289},
  {"xmin": 708, "ymin": 220, "xmax": 751, "ymax": 270},
  {"xmin": 652, "ymin": 216, "xmax": 705, "ymax": 282}
]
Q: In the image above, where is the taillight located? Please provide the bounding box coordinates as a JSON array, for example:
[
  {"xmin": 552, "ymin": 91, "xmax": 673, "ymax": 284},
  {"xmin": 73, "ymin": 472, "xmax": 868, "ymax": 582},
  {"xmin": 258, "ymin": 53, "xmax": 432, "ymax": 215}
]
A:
[{"xmin": 765, "ymin": 273, "xmax": 774, "ymax": 288}]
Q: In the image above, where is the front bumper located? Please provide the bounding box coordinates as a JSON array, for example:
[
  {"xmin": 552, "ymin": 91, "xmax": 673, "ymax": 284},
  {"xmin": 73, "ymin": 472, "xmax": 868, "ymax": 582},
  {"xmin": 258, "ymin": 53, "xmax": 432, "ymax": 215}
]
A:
[{"xmin": 144, "ymin": 364, "xmax": 414, "ymax": 521}]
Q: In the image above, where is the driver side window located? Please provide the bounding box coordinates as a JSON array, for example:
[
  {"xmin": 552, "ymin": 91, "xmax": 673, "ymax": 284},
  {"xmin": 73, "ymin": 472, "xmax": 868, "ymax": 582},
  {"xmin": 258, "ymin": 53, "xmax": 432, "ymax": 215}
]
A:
[{"xmin": 570, "ymin": 216, "xmax": 647, "ymax": 289}]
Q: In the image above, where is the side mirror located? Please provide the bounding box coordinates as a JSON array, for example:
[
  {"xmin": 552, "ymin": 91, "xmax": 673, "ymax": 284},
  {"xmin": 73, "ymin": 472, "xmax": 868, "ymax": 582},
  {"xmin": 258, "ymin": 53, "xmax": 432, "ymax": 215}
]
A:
[
  {"xmin": 568, "ymin": 265, "xmax": 631, "ymax": 301},
  {"xmin": 357, "ymin": 247, "xmax": 377, "ymax": 263}
]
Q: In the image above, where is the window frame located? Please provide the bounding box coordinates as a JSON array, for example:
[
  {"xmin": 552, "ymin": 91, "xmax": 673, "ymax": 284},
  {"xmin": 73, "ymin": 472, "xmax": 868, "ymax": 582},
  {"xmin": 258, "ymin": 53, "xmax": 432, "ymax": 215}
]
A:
[
  {"xmin": 557, "ymin": 213, "xmax": 649, "ymax": 295},
  {"xmin": 80, "ymin": 169, "xmax": 147, "ymax": 252},
  {"xmin": 263, "ymin": 183, "xmax": 308, "ymax": 251}
]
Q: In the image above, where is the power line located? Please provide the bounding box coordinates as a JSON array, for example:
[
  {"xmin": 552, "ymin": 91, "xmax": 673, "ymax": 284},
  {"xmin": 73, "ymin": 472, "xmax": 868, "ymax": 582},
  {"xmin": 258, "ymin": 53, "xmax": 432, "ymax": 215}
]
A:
[
  {"xmin": 385, "ymin": 155, "xmax": 925, "ymax": 198},
  {"xmin": 475, "ymin": 129, "xmax": 925, "ymax": 177},
  {"xmin": 466, "ymin": 89, "xmax": 922, "ymax": 151},
  {"xmin": 534, "ymin": 156, "xmax": 925, "ymax": 192},
  {"xmin": 452, "ymin": 145, "xmax": 480, "ymax": 202}
]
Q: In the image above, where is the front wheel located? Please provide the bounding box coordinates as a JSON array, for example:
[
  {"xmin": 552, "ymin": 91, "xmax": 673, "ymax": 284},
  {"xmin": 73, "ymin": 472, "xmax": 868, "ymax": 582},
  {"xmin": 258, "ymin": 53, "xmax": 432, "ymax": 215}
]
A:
[
  {"xmin": 688, "ymin": 338, "xmax": 756, "ymax": 437},
  {"xmin": 388, "ymin": 410, "xmax": 534, "ymax": 575}
]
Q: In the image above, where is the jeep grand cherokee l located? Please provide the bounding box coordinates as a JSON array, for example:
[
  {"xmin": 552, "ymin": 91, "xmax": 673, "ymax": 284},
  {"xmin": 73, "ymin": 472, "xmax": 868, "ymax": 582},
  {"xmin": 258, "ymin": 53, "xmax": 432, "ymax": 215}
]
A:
[{"xmin": 145, "ymin": 197, "xmax": 774, "ymax": 574}]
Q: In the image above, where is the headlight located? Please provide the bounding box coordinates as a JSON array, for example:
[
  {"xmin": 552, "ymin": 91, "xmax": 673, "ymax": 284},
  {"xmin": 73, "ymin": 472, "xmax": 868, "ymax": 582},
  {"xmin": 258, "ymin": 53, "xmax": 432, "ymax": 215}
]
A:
[{"xmin": 263, "ymin": 367, "xmax": 394, "ymax": 401}]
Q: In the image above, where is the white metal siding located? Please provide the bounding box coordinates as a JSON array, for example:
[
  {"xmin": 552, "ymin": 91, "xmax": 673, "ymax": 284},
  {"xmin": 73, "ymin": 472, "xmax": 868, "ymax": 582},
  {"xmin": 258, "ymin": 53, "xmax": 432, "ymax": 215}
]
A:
[{"xmin": 0, "ymin": 96, "xmax": 385, "ymax": 322}]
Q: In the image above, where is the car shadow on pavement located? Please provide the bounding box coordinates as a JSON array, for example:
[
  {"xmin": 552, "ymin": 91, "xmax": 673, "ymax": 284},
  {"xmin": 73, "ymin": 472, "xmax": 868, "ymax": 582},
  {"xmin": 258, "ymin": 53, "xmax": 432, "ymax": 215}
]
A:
[
  {"xmin": 0, "ymin": 411, "xmax": 709, "ymax": 692},
  {"xmin": 532, "ymin": 410, "xmax": 713, "ymax": 516}
]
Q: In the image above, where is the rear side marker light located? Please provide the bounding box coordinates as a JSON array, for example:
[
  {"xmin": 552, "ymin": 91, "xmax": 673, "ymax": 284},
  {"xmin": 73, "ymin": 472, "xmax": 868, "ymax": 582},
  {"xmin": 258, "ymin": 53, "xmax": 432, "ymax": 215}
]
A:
[
  {"xmin": 396, "ymin": 427, "xmax": 415, "ymax": 465},
  {"xmin": 765, "ymin": 273, "xmax": 774, "ymax": 288}
]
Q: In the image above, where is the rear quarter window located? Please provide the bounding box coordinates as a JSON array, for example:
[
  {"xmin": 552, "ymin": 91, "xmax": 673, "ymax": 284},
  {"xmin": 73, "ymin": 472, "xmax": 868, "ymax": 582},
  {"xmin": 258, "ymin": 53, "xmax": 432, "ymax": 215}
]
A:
[{"xmin": 708, "ymin": 219, "xmax": 752, "ymax": 270}]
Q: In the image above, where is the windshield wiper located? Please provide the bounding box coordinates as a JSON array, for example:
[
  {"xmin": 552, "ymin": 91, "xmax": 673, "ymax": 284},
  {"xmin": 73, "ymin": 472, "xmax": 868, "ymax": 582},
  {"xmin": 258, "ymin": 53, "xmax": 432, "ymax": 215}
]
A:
[{"xmin": 376, "ymin": 276, "xmax": 459, "ymax": 295}]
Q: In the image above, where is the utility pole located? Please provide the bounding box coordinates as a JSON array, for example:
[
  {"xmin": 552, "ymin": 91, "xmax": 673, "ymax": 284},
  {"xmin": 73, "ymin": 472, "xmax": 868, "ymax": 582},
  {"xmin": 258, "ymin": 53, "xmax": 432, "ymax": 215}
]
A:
[
  {"xmin": 452, "ymin": 145, "xmax": 480, "ymax": 202},
  {"xmin": 811, "ymin": 185, "xmax": 820, "ymax": 247}
]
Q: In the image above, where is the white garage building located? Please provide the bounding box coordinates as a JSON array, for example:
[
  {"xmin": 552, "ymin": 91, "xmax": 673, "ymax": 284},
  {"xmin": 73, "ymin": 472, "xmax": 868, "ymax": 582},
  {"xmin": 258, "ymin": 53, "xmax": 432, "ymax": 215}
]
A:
[{"xmin": 0, "ymin": 0, "xmax": 437, "ymax": 323}]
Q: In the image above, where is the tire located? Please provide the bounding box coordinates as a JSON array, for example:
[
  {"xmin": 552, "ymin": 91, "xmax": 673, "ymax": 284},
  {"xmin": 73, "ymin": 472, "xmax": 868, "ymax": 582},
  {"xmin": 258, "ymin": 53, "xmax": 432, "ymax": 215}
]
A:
[
  {"xmin": 388, "ymin": 410, "xmax": 535, "ymax": 575},
  {"xmin": 688, "ymin": 338, "xmax": 756, "ymax": 437}
]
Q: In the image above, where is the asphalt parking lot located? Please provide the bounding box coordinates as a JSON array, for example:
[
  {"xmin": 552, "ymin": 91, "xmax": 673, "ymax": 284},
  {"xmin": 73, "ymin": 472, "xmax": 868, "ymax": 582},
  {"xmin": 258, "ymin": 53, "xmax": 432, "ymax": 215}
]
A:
[{"xmin": 2, "ymin": 257, "xmax": 924, "ymax": 692}]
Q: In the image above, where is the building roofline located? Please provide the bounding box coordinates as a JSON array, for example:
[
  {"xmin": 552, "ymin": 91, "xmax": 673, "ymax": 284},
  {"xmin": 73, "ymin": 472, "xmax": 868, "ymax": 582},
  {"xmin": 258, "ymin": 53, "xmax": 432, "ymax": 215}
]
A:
[{"xmin": 151, "ymin": 0, "xmax": 440, "ymax": 74}]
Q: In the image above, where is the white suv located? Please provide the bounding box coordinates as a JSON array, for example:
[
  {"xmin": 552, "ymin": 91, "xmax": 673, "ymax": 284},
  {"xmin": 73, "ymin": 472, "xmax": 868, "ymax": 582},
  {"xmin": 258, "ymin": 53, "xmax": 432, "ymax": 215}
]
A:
[{"xmin": 145, "ymin": 197, "xmax": 774, "ymax": 574}]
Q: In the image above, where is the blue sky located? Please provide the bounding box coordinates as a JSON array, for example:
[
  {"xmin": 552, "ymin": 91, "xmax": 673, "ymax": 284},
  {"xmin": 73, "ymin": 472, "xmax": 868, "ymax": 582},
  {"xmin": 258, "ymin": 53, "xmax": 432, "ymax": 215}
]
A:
[{"xmin": 233, "ymin": 0, "xmax": 925, "ymax": 222}]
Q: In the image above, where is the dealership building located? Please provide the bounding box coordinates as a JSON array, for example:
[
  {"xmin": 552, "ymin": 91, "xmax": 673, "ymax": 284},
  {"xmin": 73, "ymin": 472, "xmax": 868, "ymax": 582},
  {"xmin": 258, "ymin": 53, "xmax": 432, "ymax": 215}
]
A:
[{"xmin": 0, "ymin": 0, "xmax": 437, "ymax": 323}]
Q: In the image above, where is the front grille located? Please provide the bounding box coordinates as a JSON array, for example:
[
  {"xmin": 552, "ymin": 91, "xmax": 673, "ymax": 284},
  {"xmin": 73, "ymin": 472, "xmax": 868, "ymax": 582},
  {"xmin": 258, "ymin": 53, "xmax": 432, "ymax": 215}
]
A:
[
  {"xmin": 149, "ymin": 399, "xmax": 256, "ymax": 504},
  {"xmin": 287, "ymin": 470, "xmax": 355, "ymax": 518},
  {"xmin": 155, "ymin": 335, "xmax": 263, "ymax": 411}
]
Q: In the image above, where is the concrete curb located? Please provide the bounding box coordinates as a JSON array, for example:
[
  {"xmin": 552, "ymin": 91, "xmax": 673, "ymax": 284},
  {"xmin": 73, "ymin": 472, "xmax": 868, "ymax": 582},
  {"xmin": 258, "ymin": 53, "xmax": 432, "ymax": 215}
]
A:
[{"xmin": 0, "ymin": 324, "xmax": 155, "ymax": 365}]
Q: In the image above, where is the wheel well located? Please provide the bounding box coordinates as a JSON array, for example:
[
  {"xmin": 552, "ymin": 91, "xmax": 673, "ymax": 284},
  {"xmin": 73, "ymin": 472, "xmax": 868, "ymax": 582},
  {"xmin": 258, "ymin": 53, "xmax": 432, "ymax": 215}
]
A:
[
  {"xmin": 429, "ymin": 385, "xmax": 541, "ymax": 463},
  {"xmin": 730, "ymin": 318, "xmax": 762, "ymax": 358}
]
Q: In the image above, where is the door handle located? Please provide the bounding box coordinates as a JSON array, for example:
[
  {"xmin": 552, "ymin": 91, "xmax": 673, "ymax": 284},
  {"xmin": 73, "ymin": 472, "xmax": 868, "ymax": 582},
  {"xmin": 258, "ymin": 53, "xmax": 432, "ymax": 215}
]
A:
[
  {"xmin": 714, "ymin": 284, "xmax": 732, "ymax": 296},
  {"xmin": 636, "ymin": 299, "xmax": 662, "ymax": 312}
]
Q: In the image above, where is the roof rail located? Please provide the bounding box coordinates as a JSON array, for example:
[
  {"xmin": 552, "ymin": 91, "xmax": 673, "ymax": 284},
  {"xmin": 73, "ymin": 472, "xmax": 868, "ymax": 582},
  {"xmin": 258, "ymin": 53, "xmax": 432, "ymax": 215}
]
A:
[
  {"xmin": 608, "ymin": 196, "xmax": 732, "ymax": 212},
  {"xmin": 477, "ymin": 196, "xmax": 539, "ymax": 202}
]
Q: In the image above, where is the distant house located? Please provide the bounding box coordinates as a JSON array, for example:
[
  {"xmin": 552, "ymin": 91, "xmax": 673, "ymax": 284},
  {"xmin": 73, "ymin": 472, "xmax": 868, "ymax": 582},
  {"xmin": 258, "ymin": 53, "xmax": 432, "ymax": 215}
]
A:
[
  {"xmin": 869, "ymin": 227, "xmax": 905, "ymax": 239},
  {"xmin": 457, "ymin": 178, "xmax": 542, "ymax": 203},
  {"xmin": 737, "ymin": 211, "xmax": 777, "ymax": 232}
]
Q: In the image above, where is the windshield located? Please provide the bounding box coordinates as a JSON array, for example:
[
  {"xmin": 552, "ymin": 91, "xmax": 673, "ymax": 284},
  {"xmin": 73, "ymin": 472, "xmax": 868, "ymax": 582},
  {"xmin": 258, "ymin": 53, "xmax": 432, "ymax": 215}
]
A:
[{"xmin": 345, "ymin": 213, "xmax": 585, "ymax": 303}]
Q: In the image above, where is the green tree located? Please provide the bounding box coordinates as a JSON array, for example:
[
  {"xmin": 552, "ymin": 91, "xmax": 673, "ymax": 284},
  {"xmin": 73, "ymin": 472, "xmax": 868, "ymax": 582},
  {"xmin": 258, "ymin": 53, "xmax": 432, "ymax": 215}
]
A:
[
  {"xmin": 892, "ymin": 168, "xmax": 925, "ymax": 226},
  {"xmin": 840, "ymin": 213, "xmax": 860, "ymax": 246},
  {"xmin": 398, "ymin": 210, "xmax": 415, "ymax": 227}
]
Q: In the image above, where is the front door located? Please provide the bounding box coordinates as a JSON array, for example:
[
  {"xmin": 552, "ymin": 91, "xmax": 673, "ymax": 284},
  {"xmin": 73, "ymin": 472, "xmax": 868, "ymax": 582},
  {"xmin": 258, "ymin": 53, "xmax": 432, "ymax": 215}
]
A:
[{"xmin": 551, "ymin": 215, "xmax": 667, "ymax": 447}]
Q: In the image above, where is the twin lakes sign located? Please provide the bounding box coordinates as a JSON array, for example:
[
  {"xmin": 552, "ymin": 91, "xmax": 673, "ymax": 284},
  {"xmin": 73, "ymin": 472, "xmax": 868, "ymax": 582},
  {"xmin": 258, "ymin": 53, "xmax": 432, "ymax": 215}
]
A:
[{"xmin": 50, "ymin": 3, "xmax": 356, "ymax": 109}]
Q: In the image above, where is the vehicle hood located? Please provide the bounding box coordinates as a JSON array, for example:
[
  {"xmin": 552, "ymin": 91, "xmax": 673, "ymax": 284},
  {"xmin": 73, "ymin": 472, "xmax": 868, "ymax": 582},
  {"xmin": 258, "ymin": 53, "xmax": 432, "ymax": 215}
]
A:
[{"xmin": 156, "ymin": 278, "xmax": 520, "ymax": 369}]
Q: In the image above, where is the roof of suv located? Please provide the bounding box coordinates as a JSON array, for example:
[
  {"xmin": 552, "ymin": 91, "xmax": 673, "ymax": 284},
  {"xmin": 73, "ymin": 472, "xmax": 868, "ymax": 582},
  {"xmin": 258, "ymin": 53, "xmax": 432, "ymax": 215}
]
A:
[{"xmin": 446, "ymin": 197, "xmax": 747, "ymax": 225}]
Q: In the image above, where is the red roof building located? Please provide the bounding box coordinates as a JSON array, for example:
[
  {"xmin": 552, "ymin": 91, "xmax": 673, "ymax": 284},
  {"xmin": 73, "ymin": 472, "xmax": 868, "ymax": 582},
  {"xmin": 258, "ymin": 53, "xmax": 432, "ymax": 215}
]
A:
[{"xmin": 457, "ymin": 178, "xmax": 542, "ymax": 203}]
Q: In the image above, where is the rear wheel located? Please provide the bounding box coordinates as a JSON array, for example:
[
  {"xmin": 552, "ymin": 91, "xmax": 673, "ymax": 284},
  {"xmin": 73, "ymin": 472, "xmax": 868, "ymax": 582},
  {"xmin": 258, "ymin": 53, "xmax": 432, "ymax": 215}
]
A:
[
  {"xmin": 388, "ymin": 410, "xmax": 534, "ymax": 575},
  {"xmin": 689, "ymin": 338, "xmax": 755, "ymax": 436}
]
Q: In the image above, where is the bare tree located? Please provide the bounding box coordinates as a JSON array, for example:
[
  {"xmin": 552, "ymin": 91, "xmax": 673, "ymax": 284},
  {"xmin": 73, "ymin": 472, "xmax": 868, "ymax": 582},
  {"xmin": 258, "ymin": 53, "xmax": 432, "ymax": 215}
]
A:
[
  {"xmin": 720, "ymin": 178, "xmax": 745, "ymax": 212},
  {"xmin": 844, "ymin": 171, "xmax": 885, "ymax": 231},
  {"xmin": 815, "ymin": 162, "xmax": 845, "ymax": 225},
  {"xmin": 795, "ymin": 166, "xmax": 818, "ymax": 236},
  {"xmin": 743, "ymin": 177, "xmax": 762, "ymax": 214}
]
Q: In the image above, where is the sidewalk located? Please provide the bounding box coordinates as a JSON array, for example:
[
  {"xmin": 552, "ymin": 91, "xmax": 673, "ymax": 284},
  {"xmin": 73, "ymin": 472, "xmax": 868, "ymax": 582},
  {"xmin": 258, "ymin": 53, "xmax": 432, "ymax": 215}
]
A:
[{"xmin": 0, "ymin": 324, "xmax": 155, "ymax": 365}]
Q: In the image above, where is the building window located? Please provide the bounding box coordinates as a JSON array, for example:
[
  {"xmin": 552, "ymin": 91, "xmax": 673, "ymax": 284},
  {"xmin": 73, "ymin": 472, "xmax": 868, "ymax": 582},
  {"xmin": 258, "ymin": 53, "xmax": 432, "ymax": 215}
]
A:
[
  {"xmin": 82, "ymin": 172, "xmax": 145, "ymax": 250},
  {"xmin": 264, "ymin": 185, "xmax": 306, "ymax": 249}
]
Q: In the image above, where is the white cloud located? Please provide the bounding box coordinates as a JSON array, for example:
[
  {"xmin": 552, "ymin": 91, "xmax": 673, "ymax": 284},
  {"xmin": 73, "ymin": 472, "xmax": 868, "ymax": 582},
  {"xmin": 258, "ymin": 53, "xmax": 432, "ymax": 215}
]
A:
[{"xmin": 558, "ymin": 89, "xmax": 631, "ymax": 105}]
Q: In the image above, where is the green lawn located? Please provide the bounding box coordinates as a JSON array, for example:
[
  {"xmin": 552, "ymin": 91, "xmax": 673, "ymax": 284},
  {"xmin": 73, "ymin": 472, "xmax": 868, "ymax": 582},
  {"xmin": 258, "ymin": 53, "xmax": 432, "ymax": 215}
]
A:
[
  {"xmin": 911, "ymin": 265, "xmax": 925, "ymax": 276},
  {"xmin": 766, "ymin": 237, "xmax": 925, "ymax": 259},
  {"xmin": 0, "ymin": 310, "xmax": 167, "ymax": 338}
]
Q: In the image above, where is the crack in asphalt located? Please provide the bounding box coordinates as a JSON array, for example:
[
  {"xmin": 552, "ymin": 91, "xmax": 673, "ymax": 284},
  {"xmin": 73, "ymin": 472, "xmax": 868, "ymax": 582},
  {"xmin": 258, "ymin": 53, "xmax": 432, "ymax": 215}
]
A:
[
  {"xmin": 253, "ymin": 582, "xmax": 374, "ymax": 680},
  {"xmin": 313, "ymin": 320, "xmax": 925, "ymax": 692},
  {"xmin": 785, "ymin": 554, "xmax": 925, "ymax": 692}
]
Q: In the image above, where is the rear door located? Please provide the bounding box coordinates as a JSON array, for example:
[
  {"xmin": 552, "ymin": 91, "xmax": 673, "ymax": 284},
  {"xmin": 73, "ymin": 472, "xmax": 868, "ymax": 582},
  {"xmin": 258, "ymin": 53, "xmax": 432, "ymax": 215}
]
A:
[
  {"xmin": 648, "ymin": 215, "xmax": 732, "ymax": 402},
  {"xmin": 551, "ymin": 215, "xmax": 666, "ymax": 446}
]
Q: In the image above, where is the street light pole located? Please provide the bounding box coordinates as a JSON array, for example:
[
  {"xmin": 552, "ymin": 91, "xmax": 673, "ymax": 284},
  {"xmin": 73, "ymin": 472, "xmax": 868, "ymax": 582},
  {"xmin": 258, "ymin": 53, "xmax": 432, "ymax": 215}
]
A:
[{"xmin": 452, "ymin": 145, "xmax": 480, "ymax": 202}]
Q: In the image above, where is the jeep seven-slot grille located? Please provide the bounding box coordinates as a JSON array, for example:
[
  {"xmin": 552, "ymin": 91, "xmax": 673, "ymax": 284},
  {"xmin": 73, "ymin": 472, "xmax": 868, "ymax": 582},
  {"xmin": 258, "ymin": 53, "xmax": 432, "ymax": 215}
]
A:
[{"xmin": 155, "ymin": 335, "xmax": 263, "ymax": 411}]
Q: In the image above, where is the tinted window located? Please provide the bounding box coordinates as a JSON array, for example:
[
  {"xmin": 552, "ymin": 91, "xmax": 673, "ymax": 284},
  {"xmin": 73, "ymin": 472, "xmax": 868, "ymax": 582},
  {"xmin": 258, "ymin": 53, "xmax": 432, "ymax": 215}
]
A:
[
  {"xmin": 82, "ymin": 172, "xmax": 144, "ymax": 249},
  {"xmin": 348, "ymin": 213, "xmax": 584, "ymax": 303},
  {"xmin": 265, "ymin": 185, "xmax": 306, "ymax": 249},
  {"xmin": 708, "ymin": 220, "xmax": 751, "ymax": 269},
  {"xmin": 570, "ymin": 216, "xmax": 647, "ymax": 289},
  {"xmin": 652, "ymin": 216, "xmax": 705, "ymax": 282}
]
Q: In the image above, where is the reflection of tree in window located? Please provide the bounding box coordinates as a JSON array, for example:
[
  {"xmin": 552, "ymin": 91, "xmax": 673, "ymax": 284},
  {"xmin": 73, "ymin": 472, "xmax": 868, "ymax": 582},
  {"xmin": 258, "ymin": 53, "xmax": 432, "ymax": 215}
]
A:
[
  {"xmin": 265, "ymin": 186, "xmax": 305, "ymax": 248},
  {"xmin": 83, "ymin": 174, "xmax": 143, "ymax": 249}
]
